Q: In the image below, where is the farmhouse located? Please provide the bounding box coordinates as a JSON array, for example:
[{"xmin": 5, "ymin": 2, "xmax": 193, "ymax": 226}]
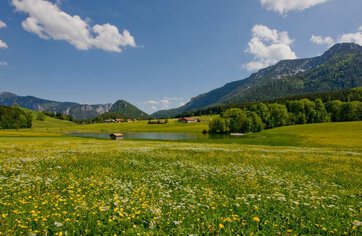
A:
[
  {"xmin": 178, "ymin": 117, "xmax": 198, "ymax": 123},
  {"xmin": 109, "ymin": 133, "xmax": 124, "ymax": 140}
]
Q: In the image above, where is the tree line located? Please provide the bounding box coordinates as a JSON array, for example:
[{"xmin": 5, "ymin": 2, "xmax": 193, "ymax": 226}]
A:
[
  {"xmin": 0, "ymin": 106, "xmax": 32, "ymax": 129},
  {"xmin": 41, "ymin": 111, "xmax": 74, "ymax": 122},
  {"xmin": 75, "ymin": 112, "xmax": 127, "ymax": 124},
  {"xmin": 181, "ymin": 87, "xmax": 362, "ymax": 118},
  {"xmin": 209, "ymin": 98, "xmax": 362, "ymax": 134}
]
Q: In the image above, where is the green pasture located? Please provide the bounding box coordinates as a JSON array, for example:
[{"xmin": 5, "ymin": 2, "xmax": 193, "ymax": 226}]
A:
[
  {"xmin": 0, "ymin": 119, "xmax": 361, "ymax": 235},
  {"xmin": 9, "ymin": 116, "xmax": 362, "ymax": 150}
]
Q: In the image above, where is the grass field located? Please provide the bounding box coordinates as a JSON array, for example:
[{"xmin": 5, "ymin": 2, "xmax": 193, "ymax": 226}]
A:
[
  {"xmin": 62, "ymin": 119, "xmax": 209, "ymax": 134},
  {"xmin": 0, "ymin": 120, "xmax": 361, "ymax": 235}
]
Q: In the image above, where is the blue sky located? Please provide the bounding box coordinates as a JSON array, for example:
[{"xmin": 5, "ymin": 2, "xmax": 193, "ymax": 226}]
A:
[{"xmin": 0, "ymin": 0, "xmax": 361, "ymax": 113}]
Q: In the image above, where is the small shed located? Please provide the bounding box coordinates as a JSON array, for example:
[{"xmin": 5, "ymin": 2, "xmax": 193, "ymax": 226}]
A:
[
  {"xmin": 178, "ymin": 117, "xmax": 198, "ymax": 123},
  {"xmin": 109, "ymin": 133, "xmax": 124, "ymax": 140}
]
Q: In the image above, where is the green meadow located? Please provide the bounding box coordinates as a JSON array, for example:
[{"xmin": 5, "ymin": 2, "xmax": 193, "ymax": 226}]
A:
[{"xmin": 0, "ymin": 118, "xmax": 361, "ymax": 235}]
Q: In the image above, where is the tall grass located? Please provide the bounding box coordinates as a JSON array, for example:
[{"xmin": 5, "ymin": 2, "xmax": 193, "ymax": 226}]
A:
[{"xmin": 0, "ymin": 135, "xmax": 361, "ymax": 235}]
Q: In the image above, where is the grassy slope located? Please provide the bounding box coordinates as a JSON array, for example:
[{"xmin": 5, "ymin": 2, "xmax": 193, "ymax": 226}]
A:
[
  {"xmin": 0, "ymin": 135, "xmax": 361, "ymax": 235},
  {"xmin": 0, "ymin": 120, "xmax": 361, "ymax": 234},
  {"xmin": 2, "ymin": 113, "xmax": 361, "ymax": 149},
  {"xmin": 264, "ymin": 121, "xmax": 362, "ymax": 148},
  {"xmin": 212, "ymin": 121, "xmax": 362, "ymax": 149},
  {"xmin": 21, "ymin": 107, "xmax": 78, "ymax": 131},
  {"xmin": 0, "ymin": 109, "xmax": 77, "ymax": 137}
]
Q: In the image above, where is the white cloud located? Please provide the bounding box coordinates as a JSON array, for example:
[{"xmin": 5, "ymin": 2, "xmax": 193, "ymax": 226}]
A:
[
  {"xmin": 311, "ymin": 26, "xmax": 362, "ymax": 47},
  {"xmin": 144, "ymin": 100, "xmax": 159, "ymax": 105},
  {"xmin": 261, "ymin": 0, "xmax": 329, "ymax": 14},
  {"xmin": 143, "ymin": 97, "xmax": 186, "ymax": 111},
  {"xmin": 0, "ymin": 20, "xmax": 7, "ymax": 49},
  {"xmin": 310, "ymin": 35, "xmax": 335, "ymax": 47},
  {"xmin": 12, "ymin": 0, "xmax": 136, "ymax": 52},
  {"xmin": 160, "ymin": 99, "xmax": 170, "ymax": 109},
  {"xmin": 0, "ymin": 39, "xmax": 8, "ymax": 49},
  {"xmin": 0, "ymin": 61, "xmax": 8, "ymax": 66},
  {"xmin": 22, "ymin": 17, "xmax": 49, "ymax": 39},
  {"xmin": 244, "ymin": 24, "xmax": 297, "ymax": 71},
  {"xmin": 0, "ymin": 21, "xmax": 6, "ymax": 29},
  {"xmin": 339, "ymin": 26, "xmax": 362, "ymax": 45},
  {"xmin": 244, "ymin": 61, "xmax": 271, "ymax": 72},
  {"xmin": 163, "ymin": 97, "xmax": 184, "ymax": 101}
]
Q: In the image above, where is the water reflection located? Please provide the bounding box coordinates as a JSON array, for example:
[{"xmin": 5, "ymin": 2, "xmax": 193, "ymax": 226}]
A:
[{"xmin": 70, "ymin": 132, "xmax": 242, "ymax": 141}]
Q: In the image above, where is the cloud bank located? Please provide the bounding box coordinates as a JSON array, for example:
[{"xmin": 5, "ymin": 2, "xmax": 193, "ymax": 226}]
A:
[
  {"xmin": 244, "ymin": 24, "xmax": 297, "ymax": 71},
  {"xmin": 310, "ymin": 35, "xmax": 335, "ymax": 47},
  {"xmin": 339, "ymin": 26, "xmax": 362, "ymax": 45},
  {"xmin": 12, "ymin": 0, "xmax": 136, "ymax": 52},
  {"xmin": 0, "ymin": 20, "xmax": 7, "ymax": 49},
  {"xmin": 261, "ymin": 0, "xmax": 330, "ymax": 14},
  {"xmin": 311, "ymin": 26, "xmax": 362, "ymax": 47},
  {"xmin": 144, "ymin": 97, "xmax": 185, "ymax": 111}
]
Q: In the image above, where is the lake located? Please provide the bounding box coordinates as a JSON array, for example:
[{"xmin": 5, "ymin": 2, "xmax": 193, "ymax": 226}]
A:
[{"xmin": 70, "ymin": 132, "xmax": 243, "ymax": 141}]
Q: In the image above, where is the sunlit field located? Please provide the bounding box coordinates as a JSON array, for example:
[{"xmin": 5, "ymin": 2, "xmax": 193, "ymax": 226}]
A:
[{"xmin": 0, "ymin": 121, "xmax": 361, "ymax": 235}]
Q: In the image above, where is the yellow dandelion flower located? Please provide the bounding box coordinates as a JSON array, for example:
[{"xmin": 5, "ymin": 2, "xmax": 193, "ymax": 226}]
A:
[
  {"xmin": 219, "ymin": 223, "xmax": 224, "ymax": 229},
  {"xmin": 253, "ymin": 216, "xmax": 260, "ymax": 223}
]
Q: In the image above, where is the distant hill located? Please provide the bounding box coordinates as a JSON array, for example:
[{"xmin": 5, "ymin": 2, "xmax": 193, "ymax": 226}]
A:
[
  {"xmin": 20, "ymin": 107, "xmax": 78, "ymax": 130},
  {"xmin": 0, "ymin": 93, "xmax": 148, "ymax": 120},
  {"xmin": 153, "ymin": 43, "xmax": 362, "ymax": 118},
  {"xmin": 106, "ymin": 100, "xmax": 150, "ymax": 120}
]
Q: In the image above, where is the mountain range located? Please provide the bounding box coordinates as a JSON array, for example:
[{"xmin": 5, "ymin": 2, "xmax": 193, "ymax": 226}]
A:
[
  {"xmin": 0, "ymin": 92, "xmax": 149, "ymax": 120},
  {"xmin": 1, "ymin": 43, "xmax": 361, "ymax": 119},
  {"xmin": 152, "ymin": 43, "xmax": 362, "ymax": 117}
]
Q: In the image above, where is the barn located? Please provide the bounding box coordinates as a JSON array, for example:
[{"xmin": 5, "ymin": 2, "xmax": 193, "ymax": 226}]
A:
[
  {"xmin": 109, "ymin": 133, "xmax": 124, "ymax": 140},
  {"xmin": 178, "ymin": 117, "xmax": 198, "ymax": 123}
]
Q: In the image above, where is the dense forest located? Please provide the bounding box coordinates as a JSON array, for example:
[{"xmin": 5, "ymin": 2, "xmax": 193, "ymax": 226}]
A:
[
  {"xmin": 0, "ymin": 106, "xmax": 32, "ymax": 129},
  {"xmin": 209, "ymin": 95, "xmax": 362, "ymax": 134},
  {"xmin": 181, "ymin": 87, "xmax": 362, "ymax": 117}
]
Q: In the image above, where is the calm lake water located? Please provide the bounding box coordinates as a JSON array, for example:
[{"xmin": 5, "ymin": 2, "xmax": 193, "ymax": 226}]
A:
[{"xmin": 70, "ymin": 132, "xmax": 243, "ymax": 141}]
